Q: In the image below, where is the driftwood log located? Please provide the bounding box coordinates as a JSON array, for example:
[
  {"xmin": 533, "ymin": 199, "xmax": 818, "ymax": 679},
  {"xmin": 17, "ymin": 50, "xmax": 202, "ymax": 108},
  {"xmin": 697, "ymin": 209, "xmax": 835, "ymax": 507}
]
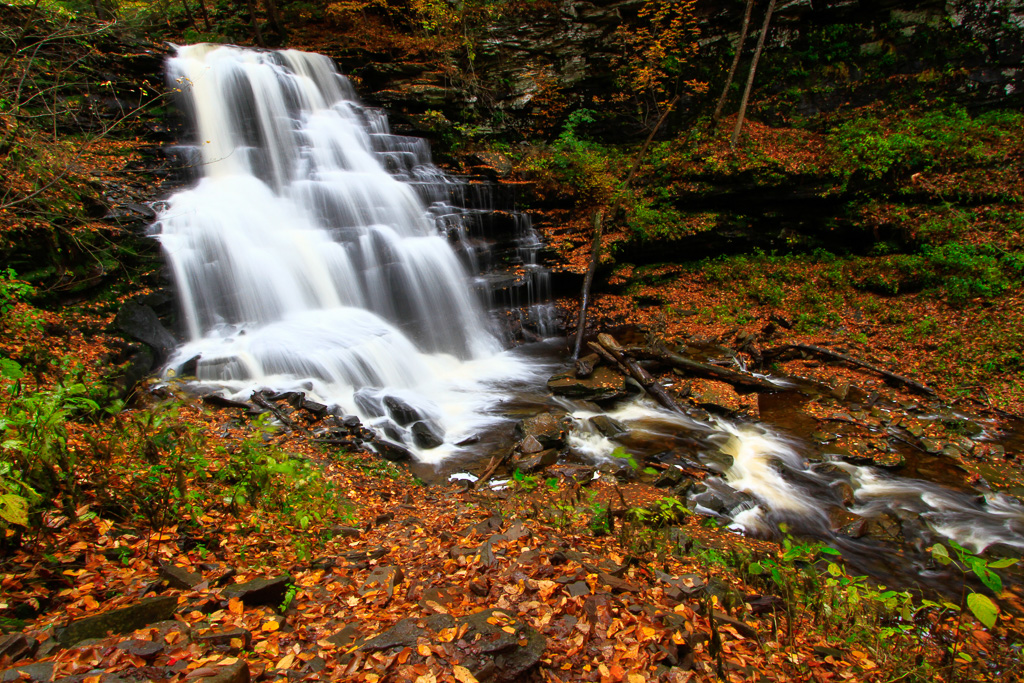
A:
[
  {"xmin": 762, "ymin": 343, "xmax": 935, "ymax": 396},
  {"xmin": 593, "ymin": 334, "xmax": 686, "ymax": 414},
  {"xmin": 632, "ymin": 345, "xmax": 779, "ymax": 392}
]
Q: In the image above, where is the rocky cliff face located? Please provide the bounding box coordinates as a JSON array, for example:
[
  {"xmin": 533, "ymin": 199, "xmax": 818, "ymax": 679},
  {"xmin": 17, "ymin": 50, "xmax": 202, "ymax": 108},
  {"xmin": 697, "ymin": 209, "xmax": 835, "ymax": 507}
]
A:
[{"xmin": 332, "ymin": 0, "xmax": 1023, "ymax": 140}]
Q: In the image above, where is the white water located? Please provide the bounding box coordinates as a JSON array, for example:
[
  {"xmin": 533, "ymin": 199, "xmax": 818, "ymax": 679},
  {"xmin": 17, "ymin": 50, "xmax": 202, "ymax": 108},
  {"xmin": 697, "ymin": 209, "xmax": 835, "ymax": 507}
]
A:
[
  {"xmin": 156, "ymin": 44, "xmax": 539, "ymax": 462},
  {"xmin": 564, "ymin": 397, "xmax": 1024, "ymax": 554}
]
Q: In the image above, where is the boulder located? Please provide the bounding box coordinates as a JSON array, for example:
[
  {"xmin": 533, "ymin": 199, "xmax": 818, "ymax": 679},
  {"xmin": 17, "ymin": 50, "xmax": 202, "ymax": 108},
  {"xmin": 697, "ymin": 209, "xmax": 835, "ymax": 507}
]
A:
[
  {"xmin": 361, "ymin": 619, "xmax": 425, "ymax": 652},
  {"xmin": 455, "ymin": 608, "xmax": 546, "ymax": 682},
  {"xmin": 411, "ymin": 421, "xmax": 444, "ymax": 449},
  {"xmin": 114, "ymin": 301, "xmax": 177, "ymax": 364},
  {"xmin": 384, "ymin": 396, "xmax": 420, "ymax": 426},
  {"xmin": 371, "ymin": 439, "xmax": 413, "ymax": 462},
  {"xmin": 0, "ymin": 663, "xmax": 53, "ymax": 683}
]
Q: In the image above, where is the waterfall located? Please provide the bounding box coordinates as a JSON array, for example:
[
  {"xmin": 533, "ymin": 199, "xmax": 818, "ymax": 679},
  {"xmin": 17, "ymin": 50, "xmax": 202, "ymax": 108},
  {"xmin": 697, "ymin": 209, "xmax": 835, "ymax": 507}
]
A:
[{"xmin": 156, "ymin": 44, "xmax": 541, "ymax": 463}]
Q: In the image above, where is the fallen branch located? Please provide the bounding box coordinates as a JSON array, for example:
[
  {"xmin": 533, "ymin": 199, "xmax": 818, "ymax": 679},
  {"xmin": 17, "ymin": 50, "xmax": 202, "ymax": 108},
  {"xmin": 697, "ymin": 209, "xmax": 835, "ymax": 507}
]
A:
[
  {"xmin": 474, "ymin": 447, "xmax": 514, "ymax": 492},
  {"xmin": 251, "ymin": 391, "xmax": 300, "ymax": 430},
  {"xmin": 595, "ymin": 334, "xmax": 686, "ymax": 414},
  {"xmin": 633, "ymin": 345, "xmax": 778, "ymax": 392},
  {"xmin": 762, "ymin": 343, "xmax": 935, "ymax": 396}
]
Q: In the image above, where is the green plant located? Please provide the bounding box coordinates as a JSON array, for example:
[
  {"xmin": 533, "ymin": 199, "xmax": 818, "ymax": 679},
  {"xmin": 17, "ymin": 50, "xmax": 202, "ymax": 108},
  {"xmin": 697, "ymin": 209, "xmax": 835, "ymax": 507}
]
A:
[{"xmin": 279, "ymin": 583, "xmax": 298, "ymax": 612}]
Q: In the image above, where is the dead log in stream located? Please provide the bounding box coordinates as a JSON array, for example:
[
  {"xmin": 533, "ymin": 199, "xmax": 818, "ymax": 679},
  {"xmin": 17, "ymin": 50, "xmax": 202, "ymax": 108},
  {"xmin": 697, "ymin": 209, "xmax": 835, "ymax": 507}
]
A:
[
  {"xmin": 593, "ymin": 334, "xmax": 687, "ymax": 414},
  {"xmin": 630, "ymin": 345, "xmax": 779, "ymax": 393}
]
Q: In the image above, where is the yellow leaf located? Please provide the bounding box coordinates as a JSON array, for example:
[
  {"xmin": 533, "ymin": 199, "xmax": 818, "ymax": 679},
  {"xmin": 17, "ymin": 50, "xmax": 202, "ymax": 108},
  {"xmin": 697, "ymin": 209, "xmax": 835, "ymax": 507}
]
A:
[
  {"xmin": 417, "ymin": 644, "xmax": 432, "ymax": 657},
  {"xmin": 262, "ymin": 620, "xmax": 280, "ymax": 633},
  {"xmin": 275, "ymin": 653, "xmax": 295, "ymax": 670},
  {"xmin": 453, "ymin": 665, "xmax": 478, "ymax": 683},
  {"xmin": 501, "ymin": 626, "xmax": 516, "ymax": 634}
]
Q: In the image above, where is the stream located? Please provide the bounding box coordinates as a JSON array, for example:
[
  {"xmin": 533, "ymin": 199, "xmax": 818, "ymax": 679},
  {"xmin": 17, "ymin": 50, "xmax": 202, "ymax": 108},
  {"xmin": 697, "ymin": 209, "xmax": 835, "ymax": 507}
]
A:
[{"xmin": 154, "ymin": 44, "xmax": 1024, "ymax": 590}]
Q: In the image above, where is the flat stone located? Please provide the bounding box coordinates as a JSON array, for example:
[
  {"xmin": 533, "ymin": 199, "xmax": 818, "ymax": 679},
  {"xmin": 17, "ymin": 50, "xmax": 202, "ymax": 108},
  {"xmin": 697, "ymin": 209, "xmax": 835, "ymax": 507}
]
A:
[
  {"xmin": 0, "ymin": 662, "xmax": 53, "ymax": 682},
  {"xmin": 547, "ymin": 367, "xmax": 628, "ymax": 401},
  {"xmin": 0, "ymin": 633, "xmax": 36, "ymax": 661},
  {"xmin": 567, "ymin": 581, "xmax": 590, "ymax": 598},
  {"xmin": 221, "ymin": 576, "xmax": 290, "ymax": 607},
  {"xmin": 511, "ymin": 449, "xmax": 558, "ymax": 473},
  {"xmin": 192, "ymin": 659, "xmax": 250, "ymax": 683},
  {"xmin": 115, "ymin": 638, "xmax": 164, "ymax": 658},
  {"xmin": 57, "ymin": 596, "xmax": 178, "ymax": 647},
  {"xmin": 361, "ymin": 618, "xmax": 425, "ymax": 652},
  {"xmin": 195, "ymin": 627, "xmax": 252, "ymax": 653},
  {"xmin": 160, "ymin": 564, "xmax": 203, "ymax": 590},
  {"xmin": 360, "ymin": 566, "xmax": 404, "ymax": 598}
]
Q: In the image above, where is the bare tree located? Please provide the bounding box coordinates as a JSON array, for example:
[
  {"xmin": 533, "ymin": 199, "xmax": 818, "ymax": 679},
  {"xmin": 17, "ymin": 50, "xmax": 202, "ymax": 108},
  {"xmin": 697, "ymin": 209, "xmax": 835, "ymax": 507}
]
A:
[
  {"xmin": 713, "ymin": 0, "xmax": 755, "ymax": 123},
  {"xmin": 244, "ymin": 0, "xmax": 265, "ymax": 46},
  {"xmin": 731, "ymin": 0, "xmax": 776, "ymax": 149}
]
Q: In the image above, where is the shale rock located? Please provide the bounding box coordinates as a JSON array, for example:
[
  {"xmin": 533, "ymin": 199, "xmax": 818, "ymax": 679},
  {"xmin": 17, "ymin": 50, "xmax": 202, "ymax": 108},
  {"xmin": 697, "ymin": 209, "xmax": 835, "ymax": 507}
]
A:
[
  {"xmin": 547, "ymin": 367, "xmax": 628, "ymax": 401},
  {"xmin": 56, "ymin": 596, "xmax": 178, "ymax": 647},
  {"xmin": 515, "ymin": 412, "xmax": 570, "ymax": 448},
  {"xmin": 221, "ymin": 576, "xmax": 290, "ymax": 607}
]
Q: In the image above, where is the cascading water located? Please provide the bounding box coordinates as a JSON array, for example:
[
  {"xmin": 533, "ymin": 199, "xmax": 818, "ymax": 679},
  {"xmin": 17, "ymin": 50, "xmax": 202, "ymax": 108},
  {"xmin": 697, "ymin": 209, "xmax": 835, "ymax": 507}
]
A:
[
  {"xmin": 155, "ymin": 44, "xmax": 1023, "ymax": 587},
  {"xmin": 157, "ymin": 44, "xmax": 545, "ymax": 463}
]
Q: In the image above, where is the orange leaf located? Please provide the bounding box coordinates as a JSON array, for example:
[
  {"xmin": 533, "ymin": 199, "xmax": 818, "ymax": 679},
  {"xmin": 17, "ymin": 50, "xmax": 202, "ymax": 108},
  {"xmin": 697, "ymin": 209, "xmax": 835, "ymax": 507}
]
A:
[{"xmin": 261, "ymin": 621, "xmax": 280, "ymax": 633}]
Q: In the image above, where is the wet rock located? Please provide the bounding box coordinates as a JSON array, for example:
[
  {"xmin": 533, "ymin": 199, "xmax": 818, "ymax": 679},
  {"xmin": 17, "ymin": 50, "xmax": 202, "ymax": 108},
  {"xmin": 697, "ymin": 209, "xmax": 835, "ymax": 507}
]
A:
[
  {"xmin": 114, "ymin": 301, "xmax": 177, "ymax": 364},
  {"xmin": 410, "ymin": 421, "xmax": 443, "ymax": 449},
  {"xmin": 574, "ymin": 353, "xmax": 599, "ymax": 378},
  {"xmin": 686, "ymin": 481, "xmax": 750, "ymax": 516},
  {"xmin": 515, "ymin": 412, "xmax": 569, "ymax": 448},
  {"xmin": 588, "ymin": 415, "xmax": 628, "ymax": 438},
  {"xmin": 0, "ymin": 633, "xmax": 36, "ymax": 661},
  {"xmin": 547, "ymin": 367, "xmax": 628, "ymax": 401},
  {"xmin": 511, "ymin": 448, "xmax": 559, "ymax": 473},
  {"xmin": 195, "ymin": 627, "xmax": 252, "ymax": 653},
  {"xmin": 844, "ymin": 512, "xmax": 901, "ymax": 543},
  {"xmin": 56, "ymin": 596, "xmax": 178, "ymax": 647},
  {"xmin": 384, "ymin": 396, "xmax": 420, "ymax": 426},
  {"xmin": 456, "ymin": 608, "xmax": 545, "ymax": 682},
  {"xmin": 353, "ymin": 390, "xmax": 384, "ymax": 418},
  {"xmin": 221, "ymin": 576, "xmax": 290, "ymax": 607},
  {"xmin": 361, "ymin": 618, "xmax": 425, "ymax": 652},
  {"xmin": 518, "ymin": 433, "xmax": 545, "ymax": 455},
  {"xmin": 360, "ymin": 566, "xmax": 404, "ymax": 598},
  {"xmin": 160, "ymin": 564, "xmax": 203, "ymax": 590},
  {"xmin": 371, "ymin": 439, "xmax": 413, "ymax": 462},
  {"xmin": 920, "ymin": 438, "xmax": 942, "ymax": 454},
  {"xmin": 0, "ymin": 662, "xmax": 53, "ymax": 682},
  {"xmin": 300, "ymin": 398, "xmax": 328, "ymax": 418}
]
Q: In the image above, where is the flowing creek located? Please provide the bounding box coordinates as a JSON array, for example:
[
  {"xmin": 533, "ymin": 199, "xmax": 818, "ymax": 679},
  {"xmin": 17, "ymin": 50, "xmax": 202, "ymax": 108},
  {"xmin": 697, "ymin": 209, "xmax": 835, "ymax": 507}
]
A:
[{"xmin": 154, "ymin": 44, "xmax": 1024, "ymax": 589}]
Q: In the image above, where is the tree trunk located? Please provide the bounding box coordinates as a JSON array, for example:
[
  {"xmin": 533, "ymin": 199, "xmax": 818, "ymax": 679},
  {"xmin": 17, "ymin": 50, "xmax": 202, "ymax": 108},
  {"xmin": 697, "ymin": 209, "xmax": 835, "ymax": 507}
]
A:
[
  {"xmin": 263, "ymin": 0, "xmax": 286, "ymax": 40},
  {"xmin": 713, "ymin": 0, "xmax": 755, "ymax": 123},
  {"xmin": 195, "ymin": 0, "xmax": 212, "ymax": 31},
  {"xmin": 571, "ymin": 96, "xmax": 679, "ymax": 358},
  {"xmin": 181, "ymin": 0, "xmax": 197, "ymax": 29},
  {"xmin": 90, "ymin": 0, "xmax": 116, "ymax": 20},
  {"xmin": 244, "ymin": 0, "xmax": 265, "ymax": 47},
  {"xmin": 731, "ymin": 0, "xmax": 776, "ymax": 150}
]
